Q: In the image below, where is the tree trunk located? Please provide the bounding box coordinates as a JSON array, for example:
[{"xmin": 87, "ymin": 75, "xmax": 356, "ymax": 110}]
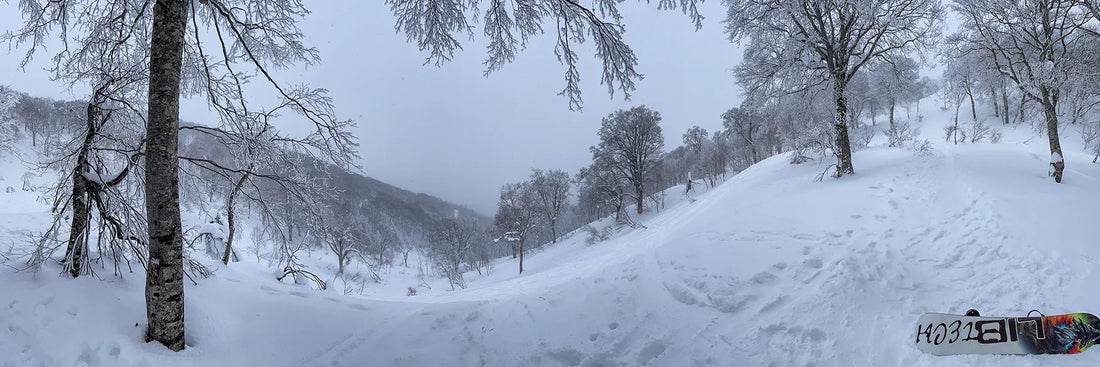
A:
[
  {"xmin": 870, "ymin": 100, "xmax": 877, "ymax": 126},
  {"xmin": 549, "ymin": 218, "xmax": 557, "ymax": 244},
  {"xmin": 884, "ymin": 98, "xmax": 893, "ymax": 129},
  {"xmin": 64, "ymin": 103, "xmax": 99, "ymax": 278},
  {"xmin": 635, "ymin": 184, "xmax": 644, "ymax": 215},
  {"xmin": 968, "ymin": 90, "xmax": 977, "ymax": 121},
  {"xmin": 336, "ymin": 246, "xmax": 345, "ymax": 277},
  {"xmin": 1018, "ymin": 94, "xmax": 1027, "ymax": 124},
  {"xmin": 145, "ymin": 0, "xmax": 189, "ymax": 352},
  {"xmin": 1042, "ymin": 94, "xmax": 1064, "ymax": 183},
  {"xmin": 518, "ymin": 237, "xmax": 525, "ymax": 274},
  {"xmin": 954, "ymin": 102, "xmax": 961, "ymax": 145},
  {"xmin": 222, "ymin": 173, "xmax": 248, "ymax": 265},
  {"xmin": 832, "ymin": 78, "xmax": 855, "ymax": 177},
  {"xmin": 991, "ymin": 87, "xmax": 1000, "ymax": 117},
  {"xmin": 1002, "ymin": 82, "xmax": 1010, "ymax": 125}
]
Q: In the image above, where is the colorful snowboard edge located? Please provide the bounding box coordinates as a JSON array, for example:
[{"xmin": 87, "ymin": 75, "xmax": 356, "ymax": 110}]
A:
[{"xmin": 914, "ymin": 312, "xmax": 1100, "ymax": 355}]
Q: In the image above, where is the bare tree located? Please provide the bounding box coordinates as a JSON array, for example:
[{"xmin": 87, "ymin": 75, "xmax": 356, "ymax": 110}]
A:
[
  {"xmin": 868, "ymin": 56, "xmax": 922, "ymax": 137},
  {"xmin": 577, "ymin": 151, "xmax": 629, "ymax": 222},
  {"xmin": 725, "ymin": 0, "xmax": 943, "ymax": 177},
  {"xmin": 494, "ymin": 182, "xmax": 538, "ymax": 273},
  {"xmin": 428, "ymin": 217, "xmax": 481, "ymax": 290},
  {"xmin": 529, "ymin": 169, "xmax": 571, "ymax": 244},
  {"xmin": 722, "ymin": 107, "xmax": 763, "ymax": 164},
  {"xmin": 594, "ymin": 106, "xmax": 664, "ymax": 215},
  {"xmin": 682, "ymin": 126, "xmax": 709, "ymax": 154}
]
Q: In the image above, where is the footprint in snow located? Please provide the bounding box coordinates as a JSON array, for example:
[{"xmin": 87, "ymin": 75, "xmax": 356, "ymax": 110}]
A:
[
  {"xmin": 289, "ymin": 291, "xmax": 311, "ymax": 298},
  {"xmin": 348, "ymin": 304, "xmax": 368, "ymax": 311},
  {"xmin": 752, "ymin": 272, "xmax": 778, "ymax": 285},
  {"xmin": 259, "ymin": 285, "xmax": 281, "ymax": 295},
  {"xmin": 759, "ymin": 296, "xmax": 788, "ymax": 313},
  {"xmin": 637, "ymin": 340, "xmax": 668, "ymax": 365}
]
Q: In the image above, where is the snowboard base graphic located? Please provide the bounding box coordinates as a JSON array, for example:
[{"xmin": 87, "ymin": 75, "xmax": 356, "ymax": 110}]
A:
[{"xmin": 915, "ymin": 312, "xmax": 1100, "ymax": 355}]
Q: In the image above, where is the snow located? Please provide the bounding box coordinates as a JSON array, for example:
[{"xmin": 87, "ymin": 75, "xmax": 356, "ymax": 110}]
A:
[{"xmin": 4, "ymin": 107, "xmax": 1100, "ymax": 366}]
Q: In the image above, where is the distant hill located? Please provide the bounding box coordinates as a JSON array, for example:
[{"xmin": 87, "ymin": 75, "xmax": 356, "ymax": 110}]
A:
[{"xmin": 0, "ymin": 84, "xmax": 488, "ymax": 236}]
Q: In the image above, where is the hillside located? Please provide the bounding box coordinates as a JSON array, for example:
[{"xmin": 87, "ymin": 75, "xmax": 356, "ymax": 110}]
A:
[
  {"xmin": 3, "ymin": 105, "xmax": 1100, "ymax": 366},
  {"xmin": 0, "ymin": 84, "xmax": 486, "ymax": 237}
]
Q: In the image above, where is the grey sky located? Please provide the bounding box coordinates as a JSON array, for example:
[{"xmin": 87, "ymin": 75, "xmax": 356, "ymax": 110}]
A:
[{"xmin": 1, "ymin": 1, "xmax": 744, "ymax": 215}]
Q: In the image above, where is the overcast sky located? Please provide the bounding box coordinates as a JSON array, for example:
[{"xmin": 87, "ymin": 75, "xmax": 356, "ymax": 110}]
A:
[{"xmin": 0, "ymin": 1, "xmax": 745, "ymax": 215}]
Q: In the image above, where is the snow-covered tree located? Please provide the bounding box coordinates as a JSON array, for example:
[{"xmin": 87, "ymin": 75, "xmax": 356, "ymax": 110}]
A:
[
  {"xmin": 428, "ymin": 217, "xmax": 483, "ymax": 289},
  {"xmin": 493, "ymin": 182, "xmax": 538, "ymax": 273},
  {"xmin": 682, "ymin": 126, "xmax": 709, "ymax": 154},
  {"xmin": 594, "ymin": 106, "xmax": 664, "ymax": 215},
  {"xmin": 725, "ymin": 0, "xmax": 944, "ymax": 177},
  {"xmin": 868, "ymin": 56, "xmax": 922, "ymax": 138},
  {"xmin": 529, "ymin": 169, "xmax": 571, "ymax": 244},
  {"xmin": 953, "ymin": 0, "xmax": 1095, "ymax": 182},
  {"xmin": 388, "ymin": 0, "xmax": 702, "ymax": 110},
  {"xmin": 722, "ymin": 107, "xmax": 765, "ymax": 164},
  {"xmin": 8, "ymin": 0, "xmax": 358, "ymax": 350}
]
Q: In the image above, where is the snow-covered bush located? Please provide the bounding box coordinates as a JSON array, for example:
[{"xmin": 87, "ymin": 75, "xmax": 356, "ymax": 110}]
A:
[
  {"xmin": 886, "ymin": 120, "xmax": 920, "ymax": 148},
  {"xmin": 944, "ymin": 125, "xmax": 966, "ymax": 143},
  {"xmin": 911, "ymin": 139, "xmax": 935, "ymax": 156},
  {"xmin": 584, "ymin": 224, "xmax": 613, "ymax": 245},
  {"xmin": 850, "ymin": 125, "xmax": 876, "ymax": 151},
  {"xmin": 967, "ymin": 119, "xmax": 999, "ymax": 143}
]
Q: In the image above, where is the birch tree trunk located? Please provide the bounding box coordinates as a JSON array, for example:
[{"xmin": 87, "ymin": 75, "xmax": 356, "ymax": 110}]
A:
[{"xmin": 144, "ymin": 0, "xmax": 189, "ymax": 352}]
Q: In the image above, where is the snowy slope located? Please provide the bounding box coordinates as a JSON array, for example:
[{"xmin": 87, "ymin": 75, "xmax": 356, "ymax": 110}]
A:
[{"xmin": 5, "ymin": 111, "xmax": 1100, "ymax": 366}]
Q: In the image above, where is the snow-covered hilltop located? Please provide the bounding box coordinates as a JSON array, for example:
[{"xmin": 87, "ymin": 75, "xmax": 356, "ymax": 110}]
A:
[{"xmin": 4, "ymin": 105, "xmax": 1100, "ymax": 366}]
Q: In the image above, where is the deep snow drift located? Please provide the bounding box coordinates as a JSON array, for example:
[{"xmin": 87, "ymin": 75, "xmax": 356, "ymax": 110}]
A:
[{"xmin": 4, "ymin": 113, "xmax": 1100, "ymax": 366}]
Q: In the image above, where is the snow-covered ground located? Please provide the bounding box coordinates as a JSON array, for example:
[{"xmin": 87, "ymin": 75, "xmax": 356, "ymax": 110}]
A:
[{"xmin": 4, "ymin": 107, "xmax": 1100, "ymax": 366}]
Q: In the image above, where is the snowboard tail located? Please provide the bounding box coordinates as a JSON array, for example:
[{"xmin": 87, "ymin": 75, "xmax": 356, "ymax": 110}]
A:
[{"xmin": 914, "ymin": 312, "xmax": 1100, "ymax": 355}]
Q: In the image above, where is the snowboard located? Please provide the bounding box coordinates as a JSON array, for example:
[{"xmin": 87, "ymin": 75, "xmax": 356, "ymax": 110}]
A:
[{"xmin": 915, "ymin": 312, "xmax": 1100, "ymax": 355}]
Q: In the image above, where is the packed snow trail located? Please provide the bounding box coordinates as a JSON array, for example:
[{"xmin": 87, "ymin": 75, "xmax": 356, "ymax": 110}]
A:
[{"xmin": 5, "ymin": 129, "xmax": 1100, "ymax": 365}]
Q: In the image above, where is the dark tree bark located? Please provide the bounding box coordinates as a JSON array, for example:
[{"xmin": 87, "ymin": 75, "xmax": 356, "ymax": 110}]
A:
[
  {"xmin": 953, "ymin": 100, "xmax": 961, "ymax": 145},
  {"xmin": 1041, "ymin": 89, "xmax": 1064, "ymax": 183},
  {"xmin": 519, "ymin": 237, "xmax": 525, "ymax": 274},
  {"xmin": 833, "ymin": 78, "xmax": 855, "ymax": 177},
  {"xmin": 63, "ymin": 103, "xmax": 99, "ymax": 278},
  {"xmin": 145, "ymin": 0, "xmax": 189, "ymax": 352},
  {"xmin": 222, "ymin": 172, "xmax": 248, "ymax": 265},
  {"xmin": 991, "ymin": 87, "xmax": 1000, "ymax": 118},
  {"xmin": 968, "ymin": 90, "xmax": 977, "ymax": 121},
  {"xmin": 1019, "ymin": 94, "xmax": 1027, "ymax": 124},
  {"xmin": 889, "ymin": 98, "xmax": 896, "ymax": 135},
  {"xmin": 1002, "ymin": 82, "xmax": 1010, "ymax": 125}
]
